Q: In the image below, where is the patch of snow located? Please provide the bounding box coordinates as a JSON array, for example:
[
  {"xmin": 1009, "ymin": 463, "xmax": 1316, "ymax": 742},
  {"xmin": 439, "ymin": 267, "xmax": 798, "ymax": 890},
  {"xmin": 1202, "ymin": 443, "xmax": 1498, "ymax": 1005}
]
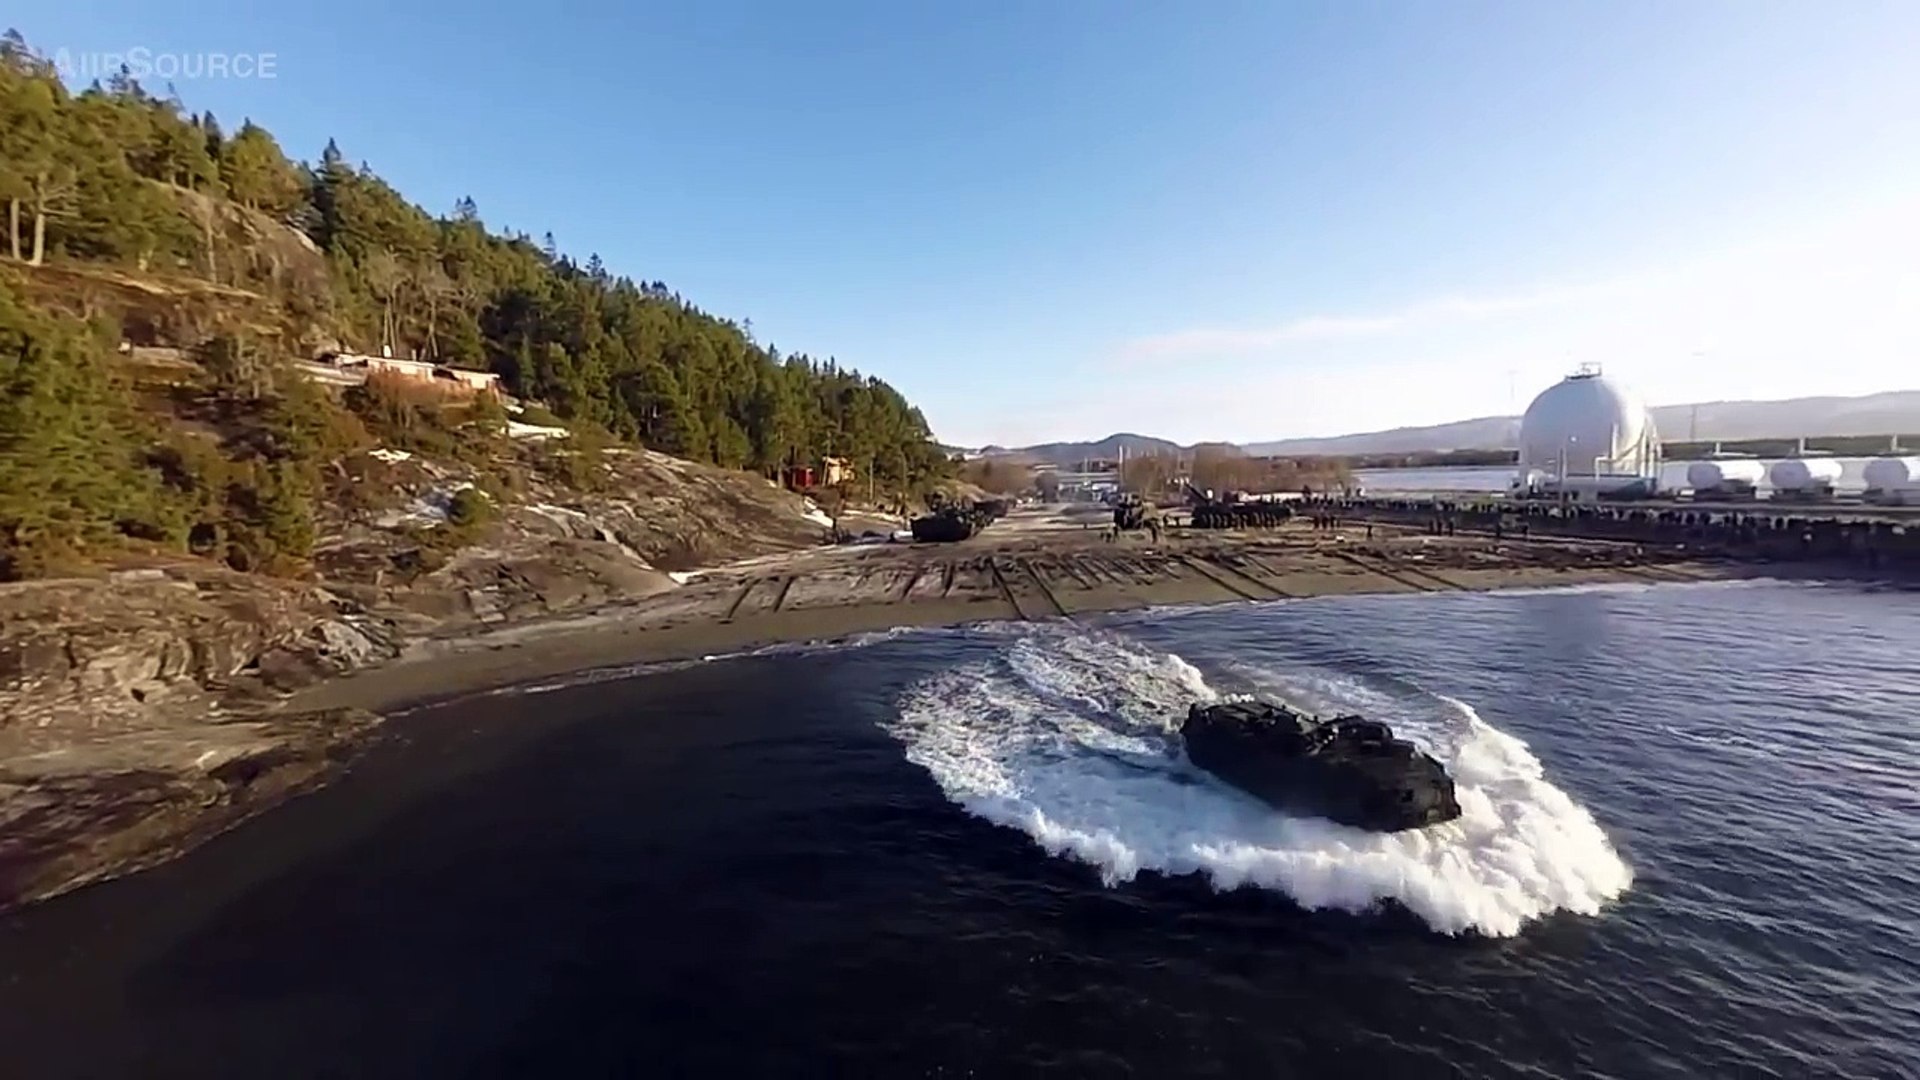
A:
[
  {"xmin": 527, "ymin": 502, "xmax": 593, "ymax": 527},
  {"xmin": 369, "ymin": 448, "xmax": 412, "ymax": 464},
  {"xmin": 668, "ymin": 570, "xmax": 701, "ymax": 585},
  {"xmin": 800, "ymin": 497, "xmax": 836, "ymax": 529},
  {"xmin": 508, "ymin": 420, "xmax": 570, "ymax": 441}
]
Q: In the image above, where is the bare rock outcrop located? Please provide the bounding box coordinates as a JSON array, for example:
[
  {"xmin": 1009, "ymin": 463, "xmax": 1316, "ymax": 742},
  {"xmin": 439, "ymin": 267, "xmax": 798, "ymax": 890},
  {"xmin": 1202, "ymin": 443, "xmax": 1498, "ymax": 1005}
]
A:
[
  {"xmin": 309, "ymin": 444, "xmax": 830, "ymax": 632},
  {"xmin": 516, "ymin": 448, "xmax": 829, "ymax": 569},
  {"xmin": 0, "ymin": 566, "xmax": 405, "ymax": 912},
  {"xmin": 0, "ymin": 567, "xmax": 400, "ymax": 749},
  {"xmin": 0, "ymin": 707, "xmax": 379, "ymax": 910}
]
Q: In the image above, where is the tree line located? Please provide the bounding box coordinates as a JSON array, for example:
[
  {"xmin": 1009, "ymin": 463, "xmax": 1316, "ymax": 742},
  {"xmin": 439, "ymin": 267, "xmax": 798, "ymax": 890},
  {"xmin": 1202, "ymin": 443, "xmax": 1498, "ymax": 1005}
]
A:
[
  {"xmin": 1120, "ymin": 445, "xmax": 1353, "ymax": 498},
  {"xmin": 0, "ymin": 28, "xmax": 951, "ymax": 498}
]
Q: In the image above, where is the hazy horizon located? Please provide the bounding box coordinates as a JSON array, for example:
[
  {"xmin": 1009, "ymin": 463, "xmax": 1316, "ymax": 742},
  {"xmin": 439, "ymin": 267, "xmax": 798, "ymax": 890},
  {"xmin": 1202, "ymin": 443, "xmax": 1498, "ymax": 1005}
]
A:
[{"xmin": 964, "ymin": 381, "xmax": 1920, "ymax": 453}]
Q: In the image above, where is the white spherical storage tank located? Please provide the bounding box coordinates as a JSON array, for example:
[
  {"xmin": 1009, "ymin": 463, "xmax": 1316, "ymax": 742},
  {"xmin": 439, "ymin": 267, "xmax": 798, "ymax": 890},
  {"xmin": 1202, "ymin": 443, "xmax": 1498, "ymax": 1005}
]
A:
[
  {"xmin": 1517, "ymin": 367, "xmax": 1660, "ymax": 482},
  {"xmin": 1863, "ymin": 456, "xmax": 1920, "ymax": 490},
  {"xmin": 1686, "ymin": 459, "xmax": 1766, "ymax": 490},
  {"xmin": 1768, "ymin": 457, "xmax": 1844, "ymax": 491}
]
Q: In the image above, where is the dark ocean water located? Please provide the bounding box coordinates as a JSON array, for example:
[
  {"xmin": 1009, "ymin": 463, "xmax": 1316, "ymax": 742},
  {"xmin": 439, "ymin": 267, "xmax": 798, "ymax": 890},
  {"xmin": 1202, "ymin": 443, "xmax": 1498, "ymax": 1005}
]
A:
[{"xmin": 2, "ymin": 580, "xmax": 1917, "ymax": 1078}]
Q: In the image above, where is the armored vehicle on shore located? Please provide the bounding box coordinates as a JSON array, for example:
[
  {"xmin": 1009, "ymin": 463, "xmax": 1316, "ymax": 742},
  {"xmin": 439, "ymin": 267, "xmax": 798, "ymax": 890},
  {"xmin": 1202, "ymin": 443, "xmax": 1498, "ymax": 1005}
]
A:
[
  {"xmin": 910, "ymin": 505, "xmax": 978, "ymax": 542},
  {"xmin": 910, "ymin": 493, "xmax": 1010, "ymax": 543},
  {"xmin": 1181, "ymin": 700, "xmax": 1461, "ymax": 831},
  {"xmin": 1184, "ymin": 484, "xmax": 1293, "ymax": 529}
]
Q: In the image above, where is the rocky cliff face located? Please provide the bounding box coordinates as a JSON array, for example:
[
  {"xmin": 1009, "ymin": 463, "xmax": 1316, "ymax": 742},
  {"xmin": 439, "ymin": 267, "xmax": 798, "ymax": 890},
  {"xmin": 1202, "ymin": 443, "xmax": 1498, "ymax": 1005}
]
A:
[
  {"xmin": 0, "ymin": 569, "xmax": 395, "ymax": 746},
  {"xmin": 311, "ymin": 445, "xmax": 829, "ymax": 630},
  {"xmin": 0, "ymin": 564, "xmax": 405, "ymax": 910}
]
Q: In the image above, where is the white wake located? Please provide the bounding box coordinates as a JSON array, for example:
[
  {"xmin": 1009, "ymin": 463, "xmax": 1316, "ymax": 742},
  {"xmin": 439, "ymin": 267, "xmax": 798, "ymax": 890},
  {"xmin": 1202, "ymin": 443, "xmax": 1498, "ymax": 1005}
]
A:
[{"xmin": 887, "ymin": 624, "xmax": 1634, "ymax": 938}]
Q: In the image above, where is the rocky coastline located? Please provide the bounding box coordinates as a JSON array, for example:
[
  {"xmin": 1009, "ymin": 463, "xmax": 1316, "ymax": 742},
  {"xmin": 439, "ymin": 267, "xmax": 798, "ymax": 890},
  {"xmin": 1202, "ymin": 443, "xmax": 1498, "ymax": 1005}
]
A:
[{"xmin": 0, "ymin": 501, "xmax": 1893, "ymax": 913}]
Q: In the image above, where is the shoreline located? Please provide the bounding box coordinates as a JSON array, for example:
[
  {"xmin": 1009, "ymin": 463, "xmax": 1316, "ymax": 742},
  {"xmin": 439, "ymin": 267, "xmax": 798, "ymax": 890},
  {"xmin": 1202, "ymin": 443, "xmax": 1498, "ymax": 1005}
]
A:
[
  {"xmin": 0, "ymin": 509, "xmax": 1864, "ymax": 912},
  {"xmin": 293, "ymin": 525, "xmax": 1752, "ymax": 717}
]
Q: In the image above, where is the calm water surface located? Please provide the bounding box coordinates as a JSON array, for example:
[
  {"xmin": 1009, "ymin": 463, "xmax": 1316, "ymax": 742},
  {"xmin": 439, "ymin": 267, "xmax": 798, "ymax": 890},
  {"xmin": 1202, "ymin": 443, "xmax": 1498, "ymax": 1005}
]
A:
[{"xmin": 1, "ymin": 580, "xmax": 1916, "ymax": 1078}]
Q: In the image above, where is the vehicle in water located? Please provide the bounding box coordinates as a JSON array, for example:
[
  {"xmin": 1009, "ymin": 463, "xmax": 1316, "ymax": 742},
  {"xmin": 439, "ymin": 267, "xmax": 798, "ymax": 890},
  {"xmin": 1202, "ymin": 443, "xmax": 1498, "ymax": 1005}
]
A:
[{"xmin": 1181, "ymin": 699, "xmax": 1461, "ymax": 831}]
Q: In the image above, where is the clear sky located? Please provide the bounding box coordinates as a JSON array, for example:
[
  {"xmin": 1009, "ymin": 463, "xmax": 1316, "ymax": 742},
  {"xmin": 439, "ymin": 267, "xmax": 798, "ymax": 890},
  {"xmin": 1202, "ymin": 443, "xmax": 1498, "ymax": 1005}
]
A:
[{"xmin": 16, "ymin": 1, "xmax": 1920, "ymax": 447}]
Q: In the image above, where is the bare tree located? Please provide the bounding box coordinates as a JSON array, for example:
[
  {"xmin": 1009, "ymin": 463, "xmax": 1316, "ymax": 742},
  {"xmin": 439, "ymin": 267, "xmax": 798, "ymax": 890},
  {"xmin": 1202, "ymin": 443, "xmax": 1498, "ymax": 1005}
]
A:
[
  {"xmin": 362, "ymin": 250, "xmax": 404, "ymax": 355},
  {"xmin": 1192, "ymin": 444, "xmax": 1264, "ymax": 495},
  {"xmin": 413, "ymin": 260, "xmax": 456, "ymax": 360},
  {"xmin": 24, "ymin": 165, "xmax": 78, "ymax": 266},
  {"xmin": 1120, "ymin": 451, "xmax": 1179, "ymax": 496}
]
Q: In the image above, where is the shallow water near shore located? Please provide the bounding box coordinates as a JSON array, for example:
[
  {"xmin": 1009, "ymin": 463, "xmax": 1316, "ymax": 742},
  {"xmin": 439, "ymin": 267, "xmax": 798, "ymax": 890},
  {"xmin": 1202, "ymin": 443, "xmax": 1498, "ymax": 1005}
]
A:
[{"xmin": 2, "ymin": 580, "xmax": 1916, "ymax": 1077}]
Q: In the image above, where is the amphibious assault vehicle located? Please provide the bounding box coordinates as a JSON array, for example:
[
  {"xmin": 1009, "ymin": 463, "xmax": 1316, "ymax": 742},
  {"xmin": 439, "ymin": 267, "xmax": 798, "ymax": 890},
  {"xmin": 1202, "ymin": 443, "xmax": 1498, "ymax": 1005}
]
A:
[
  {"xmin": 1181, "ymin": 700, "xmax": 1461, "ymax": 831},
  {"xmin": 1183, "ymin": 484, "xmax": 1294, "ymax": 529},
  {"xmin": 909, "ymin": 495, "xmax": 1008, "ymax": 543},
  {"xmin": 909, "ymin": 506, "xmax": 978, "ymax": 543}
]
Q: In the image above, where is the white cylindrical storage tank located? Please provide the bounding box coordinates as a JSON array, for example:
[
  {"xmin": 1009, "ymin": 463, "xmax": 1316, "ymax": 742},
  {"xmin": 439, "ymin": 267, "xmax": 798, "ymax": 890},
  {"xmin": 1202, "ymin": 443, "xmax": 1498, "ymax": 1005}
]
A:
[
  {"xmin": 1863, "ymin": 456, "xmax": 1920, "ymax": 491},
  {"xmin": 1768, "ymin": 457, "xmax": 1843, "ymax": 491},
  {"xmin": 1686, "ymin": 459, "xmax": 1766, "ymax": 490}
]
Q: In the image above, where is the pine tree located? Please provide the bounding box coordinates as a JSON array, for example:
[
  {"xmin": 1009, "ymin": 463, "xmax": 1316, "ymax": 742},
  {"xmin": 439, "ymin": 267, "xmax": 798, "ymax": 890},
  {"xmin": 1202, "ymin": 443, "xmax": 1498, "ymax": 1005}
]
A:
[
  {"xmin": 219, "ymin": 120, "xmax": 303, "ymax": 216},
  {"xmin": 616, "ymin": 360, "xmax": 705, "ymax": 457},
  {"xmin": 199, "ymin": 110, "xmax": 224, "ymax": 164},
  {"xmin": 0, "ymin": 282, "xmax": 168, "ymax": 575}
]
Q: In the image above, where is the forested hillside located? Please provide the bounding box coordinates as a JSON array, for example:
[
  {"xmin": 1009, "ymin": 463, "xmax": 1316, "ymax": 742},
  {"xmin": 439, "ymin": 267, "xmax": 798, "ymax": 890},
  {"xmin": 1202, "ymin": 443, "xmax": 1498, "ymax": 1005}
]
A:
[{"xmin": 0, "ymin": 29, "xmax": 950, "ymax": 578}]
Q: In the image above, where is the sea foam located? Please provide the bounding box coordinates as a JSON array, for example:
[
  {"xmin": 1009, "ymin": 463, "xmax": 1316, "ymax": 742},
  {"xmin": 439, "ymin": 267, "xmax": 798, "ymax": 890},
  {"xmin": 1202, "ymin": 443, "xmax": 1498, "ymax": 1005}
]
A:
[{"xmin": 888, "ymin": 624, "xmax": 1633, "ymax": 937}]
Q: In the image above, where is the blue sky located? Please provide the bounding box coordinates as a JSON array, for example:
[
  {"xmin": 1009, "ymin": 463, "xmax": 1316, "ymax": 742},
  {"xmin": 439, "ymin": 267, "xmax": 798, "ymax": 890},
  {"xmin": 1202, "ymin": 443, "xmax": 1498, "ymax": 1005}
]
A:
[{"xmin": 17, "ymin": 1, "xmax": 1920, "ymax": 447}]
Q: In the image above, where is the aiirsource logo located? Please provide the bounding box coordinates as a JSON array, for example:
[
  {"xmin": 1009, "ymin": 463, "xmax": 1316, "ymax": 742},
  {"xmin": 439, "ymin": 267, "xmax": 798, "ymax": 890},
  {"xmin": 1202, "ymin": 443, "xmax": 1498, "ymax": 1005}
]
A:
[{"xmin": 51, "ymin": 47, "xmax": 278, "ymax": 81}]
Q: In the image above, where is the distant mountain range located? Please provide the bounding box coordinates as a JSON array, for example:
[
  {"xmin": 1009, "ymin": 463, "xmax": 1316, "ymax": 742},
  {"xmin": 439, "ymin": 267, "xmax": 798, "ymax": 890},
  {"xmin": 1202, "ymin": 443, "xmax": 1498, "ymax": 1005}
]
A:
[
  {"xmin": 970, "ymin": 389, "xmax": 1920, "ymax": 462},
  {"xmin": 974, "ymin": 432, "xmax": 1185, "ymax": 466}
]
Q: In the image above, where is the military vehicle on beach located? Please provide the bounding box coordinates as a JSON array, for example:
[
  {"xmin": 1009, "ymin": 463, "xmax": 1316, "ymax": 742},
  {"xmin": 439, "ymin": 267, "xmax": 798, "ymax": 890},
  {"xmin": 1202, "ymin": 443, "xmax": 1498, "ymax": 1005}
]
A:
[
  {"xmin": 1112, "ymin": 492, "xmax": 1152, "ymax": 530},
  {"xmin": 910, "ymin": 494, "xmax": 1009, "ymax": 542},
  {"xmin": 1183, "ymin": 483, "xmax": 1294, "ymax": 529},
  {"xmin": 909, "ymin": 506, "xmax": 977, "ymax": 542},
  {"xmin": 1181, "ymin": 699, "xmax": 1461, "ymax": 831}
]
